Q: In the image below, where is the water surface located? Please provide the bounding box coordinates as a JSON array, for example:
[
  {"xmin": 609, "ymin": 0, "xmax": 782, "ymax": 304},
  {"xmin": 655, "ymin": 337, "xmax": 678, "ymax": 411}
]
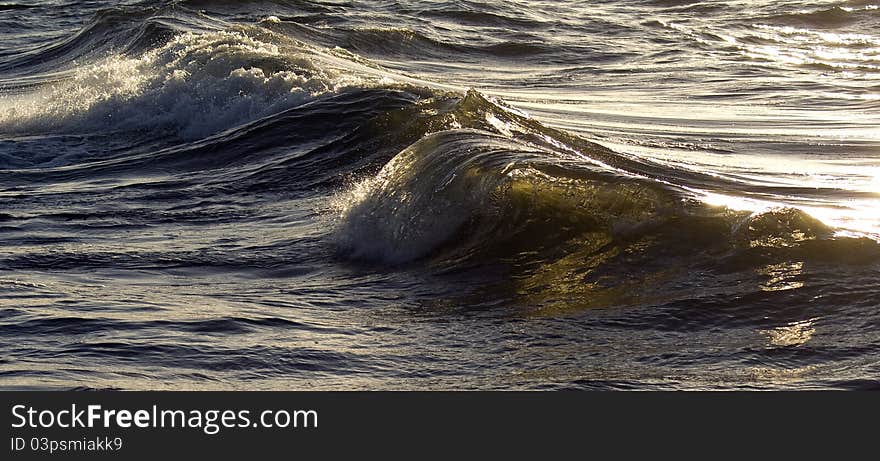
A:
[{"xmin": 1, "ymin": 0, "xmax": 879, "ymax": 390}]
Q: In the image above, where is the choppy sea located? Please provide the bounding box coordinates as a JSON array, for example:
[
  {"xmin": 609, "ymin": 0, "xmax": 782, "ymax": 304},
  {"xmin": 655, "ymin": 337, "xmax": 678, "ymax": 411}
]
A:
[{"xmin": 1, "ymin": 0, "xmax": 879, "ymax": 389}]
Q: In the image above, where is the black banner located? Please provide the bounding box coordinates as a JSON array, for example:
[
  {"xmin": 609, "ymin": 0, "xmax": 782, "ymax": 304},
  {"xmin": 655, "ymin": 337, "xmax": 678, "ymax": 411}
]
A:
[{"xmin": 1, "ymin": 392, "xmax": 876, "ymax": 459}]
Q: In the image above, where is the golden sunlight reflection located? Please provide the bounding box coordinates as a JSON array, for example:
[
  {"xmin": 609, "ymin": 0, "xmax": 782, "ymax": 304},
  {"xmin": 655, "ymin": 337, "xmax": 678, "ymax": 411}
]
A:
[
  {"xmin": 758, "ymin": 261, "xmax": 804, "ymax": 292},
  {"xmin": 742, "ymin": 23, "xmax": 880, "ymax": 72},
  {"xmin": 749, "ymin": 364, "xmax": 818, "ymax": 383},
  {"xmin": 760, "ymin": 318, "xmax": 818, "ymax": 347},
  {"xmin": 697, "ymin": 190, "xmax": 774, "ymax": 212},
  {"xmin": 802, "ymin": 199, "xmax": 880, "ymax": 240},
  {"xmin": 693, "ymin": 183, "xmax": 880, "ymax": 241}
]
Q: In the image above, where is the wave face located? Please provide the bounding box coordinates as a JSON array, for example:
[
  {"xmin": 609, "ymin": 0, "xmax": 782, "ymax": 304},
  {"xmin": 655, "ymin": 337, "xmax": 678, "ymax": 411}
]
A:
[{"xmin": 1, "ymin": 0, "xmax": 879, "ymax": 390}]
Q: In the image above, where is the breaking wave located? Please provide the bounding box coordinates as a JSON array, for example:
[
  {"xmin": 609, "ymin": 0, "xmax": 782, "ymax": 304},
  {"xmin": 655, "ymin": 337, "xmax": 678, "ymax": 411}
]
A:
[
  {"xmin": 331, "ymin": 91, "xmax": 880, "ymax": 286},
  {"xmin": 0, "ymin": 26, "xmax": 386, "ymax": 141}
]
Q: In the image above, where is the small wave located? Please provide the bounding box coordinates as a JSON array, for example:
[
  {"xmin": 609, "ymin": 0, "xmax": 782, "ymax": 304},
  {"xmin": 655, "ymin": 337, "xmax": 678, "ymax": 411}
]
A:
[
  {"xmin": 260, "ymin": 18, "xmax": 555, "ymax": 61},
  {"xmin": 0, "ymin": 315, "xmax": 314, "ymax": 337},
  {"xmin": 0, "ymin": 3, "xmax": 35, "ymax": 11},
  {"xmin": 417, "ymin": 8, "xmax": 549, "ymax": 29},
  {"xmin": 762, "ymin": 5, "xmax": 878, "ymax": 29}
]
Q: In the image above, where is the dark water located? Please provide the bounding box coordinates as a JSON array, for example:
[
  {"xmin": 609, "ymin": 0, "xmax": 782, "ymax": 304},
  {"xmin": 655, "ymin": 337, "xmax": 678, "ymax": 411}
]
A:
[{"xmin": 1, "ymin": 0, "xmax": 879, "ymax": 390}]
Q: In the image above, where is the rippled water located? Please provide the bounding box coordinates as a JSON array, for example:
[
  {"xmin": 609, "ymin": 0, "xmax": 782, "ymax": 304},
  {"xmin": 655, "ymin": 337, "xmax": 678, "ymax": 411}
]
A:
[{"xmin": 0, "ymin": 0, "xmax": 878, "ymax": 390}]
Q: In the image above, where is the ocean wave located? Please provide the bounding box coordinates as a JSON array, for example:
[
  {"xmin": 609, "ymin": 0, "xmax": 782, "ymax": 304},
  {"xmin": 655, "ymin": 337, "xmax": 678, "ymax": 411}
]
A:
[
  {"xmin": 0, "ymin": 26, "xmax": 385, "ymax": 142},
  {"xmin": 332, "ymin": 91, "xmax": 880, "ymax": 276}
]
